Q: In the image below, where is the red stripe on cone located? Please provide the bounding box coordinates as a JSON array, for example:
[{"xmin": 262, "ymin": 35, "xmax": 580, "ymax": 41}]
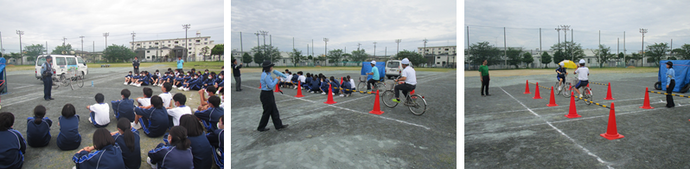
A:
[
  {"xmin": 533, "ymin": 82, "xmax": 542, "ymax": 99},
  {"xmin": 640, "ymin": 87, "xmax": 654, "ymax": 109},
  {"xmin": 601, "ymin": 102, "xmax": 624, "ymax": 140},
  {"xmin": 604, "ymin": 82, "xmax": 615, "ymax": 100},
  {"xmin": 547, "ymin": 86, "xmax": 558, "ymax": 107},
  {"xmin": 295, "ymin": 81, "xmax": 304, "ymax": 97},
  {"xmin": 324, "ymin": 83, "xmax": 337, "ymax": 104},
  {"xmin": 524, "ymin": 80, "xmax": 531, "ymax": 94},
  {"xmin": 565, "ymin": 91, "xmax": 581, "ymax": 118},
  {"xmin": 369, "ymin": 90, "xmax": 384, "ymax": 115}
]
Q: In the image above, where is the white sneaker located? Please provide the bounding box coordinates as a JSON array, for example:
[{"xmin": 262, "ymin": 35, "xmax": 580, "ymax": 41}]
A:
[
  {"xmin": 147, "ymin": 157, "xmax": 157, "ymax": 169},
  {"xmin": 136, "ymin": 84, "xmax": 141, "ymax": 87},
  {"xmin": 321, "ymin": 92, "xmax": 326, "ymax": 95},
  {"xmin": 132, "ymin": 122, "xmax": 142, "ymax": 130},
  {"xmin": 124, "ymin": 82, "xmax": 128, "ymax": 85},
  {"xmin": 558, "ymin": 86, "xmax": 562, "ymax": 91},
  {"xmin": 579, "ymin": 94, "xmax": 583, "ymax": 98},
  {"xmin": 339, "ymin": 94, "xmax": 344, "ymax": 97},
  {"xmin": 178, "ymin": 87, "xmax": 184, "ymax": 90},
  {"xmin": 184, "ymin": 88, "xmax": 190, "ymax": 91}
]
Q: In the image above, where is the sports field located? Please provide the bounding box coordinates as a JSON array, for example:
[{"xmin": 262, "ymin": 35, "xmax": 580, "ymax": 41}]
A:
[{"xmin": 465, "ymin": 68, "xmax": 690, "ymax": 168}]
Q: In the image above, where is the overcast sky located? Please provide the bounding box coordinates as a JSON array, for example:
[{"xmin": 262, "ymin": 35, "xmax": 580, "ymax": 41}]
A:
[
  {"xmin": 465, "ymin": 0, "xmax": 690, "ymax": 54},
  {"xmin": 0, "ymin": 0, "xmax": 223, "ymax": 54},
  {"xmin": 231, "ymin": 0, "xmax": 457, "ymax": 56}
]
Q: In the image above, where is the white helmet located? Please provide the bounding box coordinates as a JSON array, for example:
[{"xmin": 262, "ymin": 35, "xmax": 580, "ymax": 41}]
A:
[
  {"xmin": 579, "ymin": 59, "xmax": 586, "ymax": 64},
  {"xmin": 371, "ymin": 60, "xmax": 376, "ymax": 65},
  {"xmin": 559, "ymin": 62, "xmax": 564, "ymax": 67},
  {"xmin": 401, "ymin": 58, "xmax": 410, "ymax": 65}
]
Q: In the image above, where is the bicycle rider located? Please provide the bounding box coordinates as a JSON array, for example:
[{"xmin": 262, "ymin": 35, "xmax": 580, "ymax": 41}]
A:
[
  {"xmin": 573, "ymin": 59, "xmax": 589, "ymax": 98},
  {"xmin": 392, "ymin": 58, "xmax": 416, "ymax": 103},
  {"xmin": 366, "ymin": 60, "xmax": 380, "ymax": 93},
  {"xmin": 556, "ymin": 62, "xmax": 567, "ymax": 91}
]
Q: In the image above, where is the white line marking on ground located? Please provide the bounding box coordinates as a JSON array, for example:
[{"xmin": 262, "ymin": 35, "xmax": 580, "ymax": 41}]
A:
[{"xmin": 500, "ymin": 87, "xmax": 613, "ymax": 169}]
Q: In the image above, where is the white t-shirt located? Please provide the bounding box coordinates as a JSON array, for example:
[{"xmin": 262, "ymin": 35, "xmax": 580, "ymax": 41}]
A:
[
  {"xmin": 575, "ymin": 67, "xmax": 589, "ymax": 80},
  {"xmin": 89, "ymin": 103, "xmax": 110, "ymax": 125},
  {"xmin": 167, "ymin": 105, "xmax": 192, "ymax": 126},
  {"xmin": 349, "ymin": 79, "xmax": 356, "ymax": 89},
  {"xmin": 137, "ymin": 97, "xmax": 151, "ymax": 107},
  {"xmin": 298, "ymin": 75, "xmax": 306, "ymax": 83},
  {"xmin": 159, "ymin": 92, "xmax": 173, "ymax": 108},
  {"xmin": 401, "ymin": 66, "xmax": 417, "ymax": 85},
  {"xmin": 285, "ymin": 74, "xmax": 293, "ymax": 82}
]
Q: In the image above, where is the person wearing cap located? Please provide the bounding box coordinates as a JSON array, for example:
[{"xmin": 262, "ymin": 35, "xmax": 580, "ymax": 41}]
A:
[
  {"xmin": 41, "ymin": 56, "xmax": 55, "ymax": 101},
  {"xmin": 393, "ymin": 58, "xmax": 417, "ymax": 103},
  {"xmin": 366, "ymin": 61, "xmax": 380, "ymax": 93},
  {"xmin": 232, "ymin": 59, "xmax": 243, "ymax": 91},
  {"xmin": 478, "ymin": 59, "xmax": 490, "ymax": 96},
  {"xmin": 556, "ymin": 62, "xmax": 568, "ymax": 91},
  {"xmin": 257, "ymin": 60, "xmax": 289, "ymax": 132},
  {"xmin": 665, "ymin": 61, "xmax": 675, "ymax": 108},
  {"xmin": 573, "ymin": 59, "xmax": 589, "ymax": 98}
]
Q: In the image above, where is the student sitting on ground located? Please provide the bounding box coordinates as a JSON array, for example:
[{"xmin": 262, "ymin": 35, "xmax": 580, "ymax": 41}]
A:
[
  {"xmin": 167, "ymin": 93, "xmax": 192, "ymax": 126},
  {"xmin": 291, "ymin": 71, "xmax": 300, "ymax": 87},
  {"xmin": 132, "ymin": 87, "xmax": 153, "ymax": 129},
  {"xmin": 57, "ymin": 104, "xmax": 81, "ymax": 150},
  {"xmin": 131, "ymin": 73, "xmax": 140, "ymax": 85},
  {"xmin": 179, "ymin": 114, "xmax": 214, "ymax": 169},
  {"xmin": 72, "ymin": 128, "xmax": 125, "ymax": 168},
  {"xmin": 197, "ymin": 86, "xmax": 217, "ymax": 111},
  {"xmin": 203, "ymin": 73, "xmax": 215, "ymax": 90},
  {"xmin": 320, "ymin": 77, "xmax": 330, "ymax": 94},
  {"xmin": 111, "ymin": 118, "xmax": 141, "ymax": 169},
  {"xmin": 27, "ymin": 105, "xmax": 52, "ymax": 147},
  {"xmin": 329, "ymin": 76, "xmax": 340, "ymax": 95},
  {"xmin": 348, "ymin": 75, "xmax": 356, "ymax": 92},
  {"xmin": 340, "ymin": 76, "xmax": 353, "ymax": 97},
  {"xmin": 159, "ymin": 82, "xmax": 174, "ymax": 109},
  {"xmin": 135, "ymin": 96, "xmax": 170, "ymax": 138},
  {"xmin": 0, "ymin": 112, "xmax": 26, "ymax": 169},
  {"xmin": 302, "ymin": 73, "xmax": 312, "ymax": 90},
  {"xmin": 124, "ymin": 71, "xmax": 133, "ymax": 85},
  {"xmin": 152, "ymin": 70, "xmax": 161, "ymax": 86},
  {"xmin": 207, "ymin": 115, "xmax": 224, "ymax": 168},
  {"xmin": 174, "ymin": 74, "xmax": 185, "ymax": 88},
  {"xmin": 309, "ymin": 75, "xmax": 320, "ymax": 93},
  {"xmin": 147, "ymin": 126, "xmax": 193, "ymax": 169},
  {"xmin": 112, "ymin": 89, "xmax": 136, "ymax": 123},
  {"xmin": 87, "ymin": 93, "xmax": 110, "ymax": 128},
  {"xmin": 215, "ymin": 72, "xmax": 224, "ymax": 94},
  {"xmin": 194, "ymin": 96, "xmax": 224, "ymax": 133}
]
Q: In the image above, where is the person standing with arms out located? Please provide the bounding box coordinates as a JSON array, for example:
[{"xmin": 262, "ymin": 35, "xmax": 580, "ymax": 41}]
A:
[
  {"xmin": 232, "ymin": 59, "xmax": 242, "ymax": 91},
  {"xmin": 665, "ymin": 61, "xmax": 675, "ymax": 108},
  {"xmin": 41, "ymin": 56, "xmax": 54, "ymax": 101},
  {"xmin": 132, "ymin": 57, "xmax": 140, "ymax": 75},
  {"xmin": 258, "ymin": 60, "xmax": 289, "ymax": 132},
  {"xmin": 479, "ymin": 59, "xmax": 490, "ymax": 96},
  {"xmin": 176, "ymin": 56, "xmax": 184, "ymax": 73}
]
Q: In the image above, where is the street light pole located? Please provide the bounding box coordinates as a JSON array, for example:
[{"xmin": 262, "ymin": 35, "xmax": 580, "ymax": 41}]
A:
[
  {"xmin": 640, "ymin": 28, "xmax": 647, "ymax": 62},
  {"xmin": 259, "ymin": 30, "xmax": 268, "ymax": 60},
  {"xmin": 131, "ymin": 32, "xmax": 136, "ymax": 51},
  {"xmin": 395, "ymin": 39, "xmax": 401, "ymax": 55},
  {"xmin": 103, "ymin": 33, "xmax": 109, "ymax": 50},
  {"xmin": 80, "ymin": 36, "xmax": 84, "ymax": 57},
  {"xmin": 323, "ymin": 38, "xmax": 329, "ymax": 58},
  {"xmin": 182, "ymin": 24, "xmax": 190, "ymax": 61},
  {"xmin": 373, "ymin": 42, "xmax": 376, "ymax": 57},
  {"xmin": 16, "ymin": 30, "xmax": 23, "ymax": 62}
]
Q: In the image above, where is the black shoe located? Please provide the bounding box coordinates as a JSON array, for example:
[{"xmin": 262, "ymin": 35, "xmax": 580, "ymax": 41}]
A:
[
  {"xmin": 485, "ymin": 94, "xmax": 491, "ymax": 96},
  {"xmin": 277, "ymin": 124, "xmax": 289, "ymax": 131},
  {"xmin": 50, "ymin": 98, "xmax": 55, "ymax": 100},
  {"xmin": 481, "ymin": 95, "xmax": 485, "ymax": 97},
  {"xmin": 258, "ymin": 128, "xmax": 270, "ymax": 132},
  {"xmin": 239, "ymin": 89, "xmax": 243, "ymax": 91}
]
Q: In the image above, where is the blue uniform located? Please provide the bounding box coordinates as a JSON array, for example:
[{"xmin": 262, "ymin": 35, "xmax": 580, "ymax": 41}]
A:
[
  {"xmin": 556, "ymin": 67, "xmax": 566, "ymax": 81},
  {"xmin": 320, "ymin": 80, "xmax": 330, "ymax": 92},
  {"xmin": 57, "ymin": 115, "xmax": 81, "ymax": 150},
  {"xmin": 111, "ymin": 98, "xmax": 136, "ymax": 122},
  {"xmin": 341, "ymin": 81, "xmax": 352, "ymax": 94},
  {"xmin": 188, "ymin": 78, "xmax": 203, "ymax": 90},
  {"xmin": 113, "ymin": 128, "xmax": 141, "ymax": 169},
  {"xmin": 72, "ymin": 144, "xmax": 126, "ymax": 169},
  {"xmin": 148, "ymin": 144, "xmax": 194, "ymax": 169},
  {"xmin": 135, "ymin": 107, "xmax": 170, "ymax": 138},
  {"xmin": 195, "ymin": 107, "xmax": 224, "ymax": 133},
  {"xmin": 203, "ymin": 78, "xmax": 215, "ymax": 88},
  {"xmin": 330, "ymin": 80, "xmax": 340, "ymax": 94},
  {"xmin": 0, "ymin": 129, "xmax": 26, "ymax": 169},
  {"xmin": 26, "ymin": 117, "xmax": 52, "ymax": 147},
  {"xmin": 188, "ymin": 134, "xmax": 213, "ymax": 169},
  {"xmin": 207, "ymin": 129, "xmax": 224, "ymax": 168},
  {"xmin": 310, "ymin": 78, "xmax": 320, "ymax": 92}
]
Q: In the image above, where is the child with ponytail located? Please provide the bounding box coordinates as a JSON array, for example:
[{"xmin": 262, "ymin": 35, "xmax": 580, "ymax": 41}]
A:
[
  {"xmin": 26, "ymin": 105, "xmax": 52, "ymax": 147},
  {"xmin": 147, "ymin": 126, "xmax": 194, "ymax": 169},
  {"xmin": 111, "ymin": 118, "xmax": 141, "ymax": 169}
]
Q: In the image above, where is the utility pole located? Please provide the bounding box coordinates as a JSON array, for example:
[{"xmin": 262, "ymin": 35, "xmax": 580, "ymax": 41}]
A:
[
  {"xmin": 240, "ymin": 32, "xmax": 243, "ymax": 54},
  {"xmin": 270, "ymin": 35, "xmax": 272, "ymax": 46},
  {"xmin": 0, "ymin": 31, "xmax": 4, "ymax": 53},
  {"xmin": 323, "ymin": 38, "xmax": 328, "ymax": 58},
  {"xmin": 504, "ymin": 27, "xmax": 507, "ymax": 67},
  {"xmin": 423, "ymin": 38, "xmax": 428, "ymax": 58},
  {"xmin": 571, "ymin": 29, "xmax": 574, "ymax": 61},
  {"xmin": 17, "ymin": 30, "xmax": 24, "ymax": 62},
  {"xmin": 640, "ymin": 28, "xmax": 647, "ymax": 58},
  {"xmin": 539, "ymin": 28, "xmax": 542, "ymax": 52},
  {"xmin": 292, "ymin": 37, "xmax": 294, "ymax": 50},
  {"xmin": 599, "ymin": 30, "xmax": 601, "ymax": 46},
  {"xmin": 395, "ymin": 39, "xmax": 401, "ymax": 55},
  {"xmin": 103, "ymin": 32, "xmax": 109, "ymax": 50},
  {"xmin": 182, "ymin": 24, "xmax": 190, "ymax": 60},
  {"xmin": 357, "ymin": 43, "xmax": 361, "ymax": 51},
  {"xmin": 384, "ymin": 47, "xmax": 387, "ymax": 57},
  {"xmin": 80, "ymin": 36, "xmax": 84, "ymax": 57},
  {"xmin": 62, "ymin": 37, "xmax": 67, "ymax": 47},
  {"xmin": 312, "ymin": 39, "xmax": 314, "ymax": 57},
  {"xmin": 559, "ymin": 25, "xmax": 570, "ymax": 59},
  {"xmin": 555, "ymin": 27, "xmax": 561, "ymax": 52},
  {"xmin": 373, "ymin": 42, "xmax": 376, "ymax": 57},
  {"xmin": 259, "ymin": 30, "xmax": 268, "ymax": 60},
  {"xmin": 624, "ymin": 31, "xmax": 626, "ymax": 65},
  {"xmin": 131, "ymin": 32, "xmax": 136, "ymax": 51}
]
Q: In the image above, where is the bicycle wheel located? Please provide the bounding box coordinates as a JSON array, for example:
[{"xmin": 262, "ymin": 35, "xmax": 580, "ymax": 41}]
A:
[
  {"xmin": 562, "ymin": 83, "xmax": 571, "ymax": 98},
  {"xmin": 68, "ymin": 77, "xmax": 74, "ymax": 90},
  {"xmin": 381, "ymin": 90, "xmax": 398, "ymax": 108},
  {"xmin": 52, "ymin": 77, "xmax": 60, "ymax": 89},
  {"xmin": 357, "ymin": 82, "xmax": 367, "ymax": 94},
  {"xmin": 376, "ymin": 82, "xmax": 387, "ymax": 92},
  {"xmin": 407, "ymin": 94, "xmax": 427, "ymax": 116},
  {"xmin": 555, "ymin": 81, "xmax": 562, "ymax": 95},
  {"xmin": 77, "ymin": 76, "xmax": 84, "ymax": 88}
]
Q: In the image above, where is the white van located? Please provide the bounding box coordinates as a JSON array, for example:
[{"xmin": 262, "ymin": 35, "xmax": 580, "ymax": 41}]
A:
[
  {"xmin": 35, "ymin": 55, "xmax": 88, "ymax": 80},
  {"xmin": 385, "ymin": 60, "xmax": 403, "ymax": 79}
]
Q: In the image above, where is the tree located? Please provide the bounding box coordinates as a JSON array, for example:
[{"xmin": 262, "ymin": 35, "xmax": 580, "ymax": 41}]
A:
[
  {"xmin": 522, "ymin": 52, "xmax": 534, "ymax": 68},
  {"xmin": 103, "ymin": 45, "xmax": 136, "ymax": 62},
  {"xmin": 506, "ymin": 47, "xmax": 523, "ymax": 69},
  {"xmin": 242, "ymin": 53, "xmax": 252, "ymax": 66},
  {"xmin": 552, "ymin": 50, "xmax": 565, "ymax": 65},
  {"xmin": 394, "ymin": 50, "xmax": 426, "ymax": 67},
  {"xmin": 253, "ymin": 52, "xmax": 264, "ymax": 66},
  {"xmin": 550, "ymin": 41, "xmax": 585, "ymax": 62},
  {"xmin": 645, "ymin": 43, "xmax": 669, "ymax": 67},
  {"xmin": 629, "ymin": 53, "xmax": 643, "ymax": 66},
  {"xmin": 592, "ymin": 44, "xmax": 614, "ymax": 68},
  {"xmin": 468, "ymin": 42, "xmax": 501, "ymax": 66},
  {"xmin": 540, "ymin": 52, "xmax": 551, "ymax": 68},
  {"xmin": 342, "ymin": 53, "xmax": 352, "ymax": 65},
  {"xmin": 289, "ymin": 49, "xmax": 305, "ymax": 67},
  {"xmin": 307, "ymin": 55, "xmax": 314, "ymax": 66},
  {"xmin": 201, "ymin": 46, "xmax": 210, "ymax": 61},
  {"xmin": 327, "ymin": 49, "xmax": 344, "ymax": 66},
  {"xmin": 8, "ymin": 52, "xmax": 21, "ymax": 64},
  {"xmin": 673, "ymin": 44, "xmax": 690, "ymax": 60},
  {"xmin": 668, "ymin": 56, "xmax": 677, "ymax": 60},
  {"xmin": 250, "ymin": 45, "xmax": 280, "ymax": 62},
  {"xmin": 24, "ymin": 44, "xmax": 45, "ymax": 63},
  {"xmin": 618, "ymin": 52, "xmax": 624, "ymax": 59},
  {"xmin": 52, "ymin": 44, "xmax": 74, "ymax": 55},
  {"xmin": 211, "ymin": 44, "xmax": 223, "ymax": 61},
  {"xmin": 350, "ymin": 49, "xmax": 368, "ymax": 66}
]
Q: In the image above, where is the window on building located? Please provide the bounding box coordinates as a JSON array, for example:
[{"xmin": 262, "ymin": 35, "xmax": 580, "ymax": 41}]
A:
[
  {"xmin": 147, "ymin": 51, "xmax": 150, "ymax": 53},
  {"xmin": 189, "ymin": 43, "xmax": 192, "ymax": 46},
  {"xmin": 196, "ymin": 40, "xmax": 201, "ymax": 43},
  {"xmin": 168, "ymin": 45, "xmax": 171, "ymax": 47},
  {"xmin": 437, "ymin": 62, "xmax": 440, "ymax": 64},
  {"xmin": 168, "ymin": 41, "xmax": 171, "ymax": 43},
  {"xmin": 204, "ymin": 42, "xmax": 208, "ymax": 45},
  {"xmin": 445, "ymin": 49, "xmax": 449, "ymax": 51},
  {"xmin": 588, "ymin": 59, "xmax": 591, "ymax": 63},
  {"xmin": 437, "ymin": 57, "xmax": 440, "ymax": 59},
  {"xmin": 137, "ymin": 44, "xmax": 141, "ymax": 46},
  {"xmin": 148, "ymin": 42, "xmax": 151, "ymax": 44},
  {"xmin": 205, "ymin": 38, "xmax": 208, "ymax": 41},
  {"xmin": 155, "ymin": 42, "xmax": 159, "ymax": 45},
  {"xmin": 175, "ymin": 41, "xmax": 179, "ymax": 44}
]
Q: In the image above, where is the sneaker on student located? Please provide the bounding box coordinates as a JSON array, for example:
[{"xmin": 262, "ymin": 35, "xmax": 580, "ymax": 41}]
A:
[
  {"xmin": 132, "ymin": 122, "xmax": 142, "ymax": 130},
  {"xmin": 392, "ymin": 98, "xmax": 401, "ymax": 103},
  {"xmin": 184, "ymin": 88, "xmax": 190, "ymax": 91},
  {"xmin": 321, "ymin": 92, "xmax": 326, "ymax": 95},
  {"xmin": 558, "ymin": 86, "xmax": 562, "ymax": 91},
  {"xmin": 339, "ymin": 94, "xmax": 344, "ymax": 97},
  {"xmin": 579, "ymin": 94, "xmax": 583, "ymax": 98},
  {"xmin": 124, "ymin": 82, "xmax": 128, "ymax": 85}
]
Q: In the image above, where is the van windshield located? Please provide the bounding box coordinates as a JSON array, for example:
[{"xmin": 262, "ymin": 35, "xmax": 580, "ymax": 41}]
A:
[
  {"xmin": 36, "ymin": 57, "xmax": 46, "ymax": 66},
  {"xmin": 387, "ymin": 62, "xmax": 400, "ymax": 68},
  {"xmin": 77, "ymin": 57, "xmax": 84, "ymax": 64}
]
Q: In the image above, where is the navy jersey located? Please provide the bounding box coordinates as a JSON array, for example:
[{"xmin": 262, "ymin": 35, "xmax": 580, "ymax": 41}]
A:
[
  {"xmin": 135, "ymin": 107, "xmax": 170, "ymax": 137},
  {"xmin": 188, "ymin": 134, "xmax": 213, "ymax": 169},
  {"xmin": 72, "ymin": 144, "xmax": 126, "ymax": 169},
  {"xmin": 204, "ymin": 78, "xmax": 215, "ymax": 87},
  {"xmin": 125, "ymin": 74, "xmax": 132, "ymax": 78},
  {"xmin": 113, "ymin": 128, "xmax": 141, "ymax": 169},
  {"xmin": 0, "ymin": 129, "xmax": 26, "ymax": 169},
  {"xmin": 310, "ymin": 78, "xmax": 320, "ymax": 91},
  {"xmin": 26, "ymin": 117, "xmax": 52, "ymax": 147},
  {"xmin": 57, "ymin": 115, "xmax": 81, "ymax": 150},
  {"xmin": 112, "ymin": 98, "xmax": 136, "ymax": 122},
  {"xmin": 175, "ymin": 76, "xmax": 184, "ymax": 82},
  {"xmin": 556, "ymin": 67, "xmax": 566, "ymax": 77},
  {"xmin": 194, "ymin": 107, "xmax": 224, "ymax": 133},
  {"xmin": 207, "ymin": 129, "xmax": 224, "ymax": 168},
  {"xmin": 320, "ymin": 80, "xmax": 330, "ymax": 91},
  {"xmin": 341, "ymin": 81, "xmax": 352, "ymax": 94},
  {"xmin": 148, "ymin": 144, "xmax": 194, "ymax": 169}
]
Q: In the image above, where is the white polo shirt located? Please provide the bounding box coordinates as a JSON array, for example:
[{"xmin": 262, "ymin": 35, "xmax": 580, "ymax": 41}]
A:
[
  {"xmin": 167, "ymin": 105, "xmax": 192, "ymax": 126},
  {"xmin": 575, "ymin": 67, "xmax": 589, "ymax": 81},
  {"xmin": 159, "ymin": 92, "xmax": 173, "ymax": 108},
  {"xmin": 137, "ymin": 97, "xmax": 151, "ymax": 107},
  {"xmin": 401, "ymin": 66, "xmax": 417, "ymax": 85},
  {"xmin": 89, "ymin": 103, "xmax": 110, "ymax": 125}
]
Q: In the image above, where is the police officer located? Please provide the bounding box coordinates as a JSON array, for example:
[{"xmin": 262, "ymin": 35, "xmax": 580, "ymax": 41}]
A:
[
  {"xmin": 41, "ymin": 56, "xmax": 54, "ymax": 100},
  {"xmin": 257, "ymin": 60, "xmax": 289, "ymax": 132}
]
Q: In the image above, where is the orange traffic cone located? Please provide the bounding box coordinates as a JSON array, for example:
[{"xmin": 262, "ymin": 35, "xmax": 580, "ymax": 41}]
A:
[
  {"xmin": 524, "ymin": 80, "xmax": 531, "ymax": 94},
  {"xmin": 274, "ymin": 83, "xmax": 283, "ymax": 93},
  {"xmin": 600, "ymin": 102, "xmax": 624, "ymax": 140},
  {"xmin": 533, "ymin": 82, "xmax": 542, "ymax": 99},
  {"xmin": 295, "ymin": 81, "xmax": 304, "ymax": 98},
  {"xmin": 259, "ymin": 82, "xmax": 261, "ymax": 89},
  {"xmin": 604, "ymin": 82, "xmax": 615, "ymax": 100},
  {"xmin": 640, "ymin": 87, "xmax": 654, "ymax": 109},
  {"xmin": 547, "ymin": 86, "xmax": 558, "ymax": 107},
  {"xmin": 369, "ymin": 90, "xmax": 384, "ymax": 115},
  {"xmin": 324, "ymin": 83, "xmax": 337, "ymax": 104},
  {"xmin": 565, "ymin": 91, "xmax": 581, "ymax": 118}
]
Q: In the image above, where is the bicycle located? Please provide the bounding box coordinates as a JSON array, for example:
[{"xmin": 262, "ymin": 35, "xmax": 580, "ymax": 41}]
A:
[
  {"xmin": 555, "ymin": 74, "xmax": 567, "ymax": 95},
  {"xmin": 560, "ymin": 76, "xmax": 575, "ymax": 98},
  {"xmin": 381, "ymin": 78, "xmax": 427, "ymax": 116},
  {"xmin": 357, "ymin": 77, "xmax": 387, "ymax": 94},
  {"xmin": 572, "ymin": 81, "xmax": 593, "ymax": 105}
]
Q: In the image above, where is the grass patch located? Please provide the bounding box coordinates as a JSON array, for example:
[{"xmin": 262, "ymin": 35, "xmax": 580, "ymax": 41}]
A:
[{"xmin": 5, "ymin": 65, "xmax": 36, "ymax": 72}]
